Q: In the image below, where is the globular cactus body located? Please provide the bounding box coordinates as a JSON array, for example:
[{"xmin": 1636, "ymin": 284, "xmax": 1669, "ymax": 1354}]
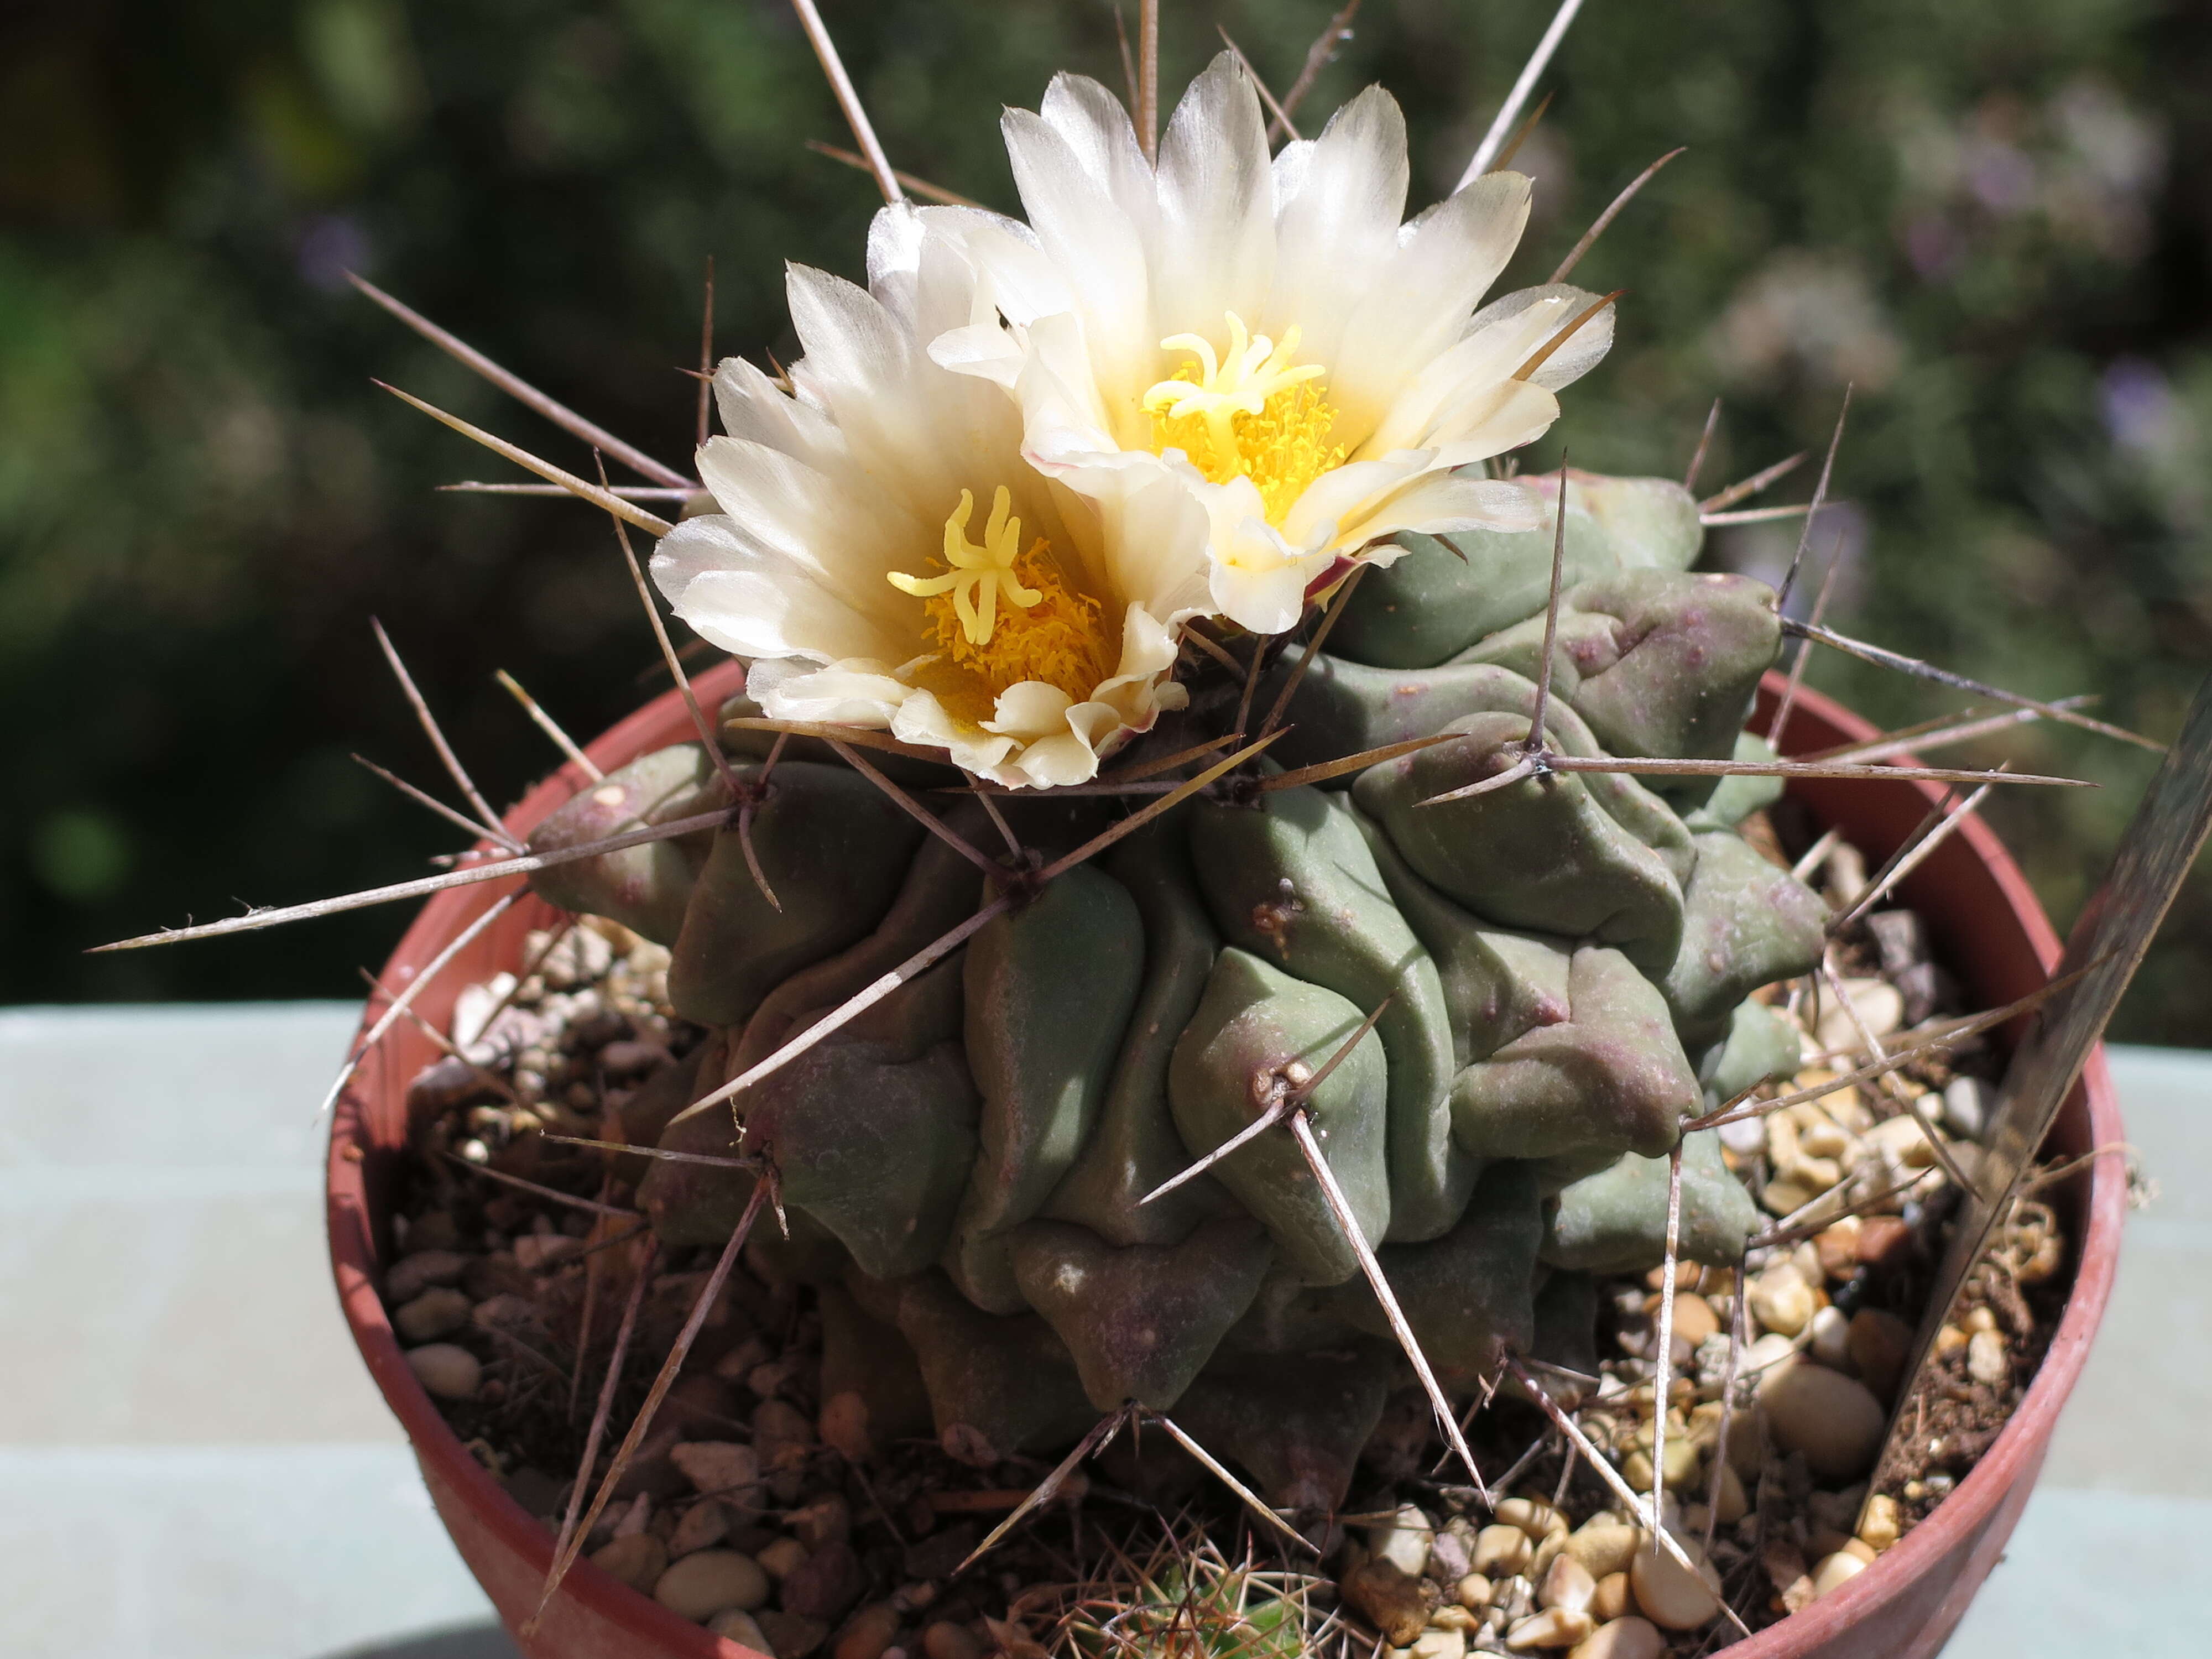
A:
[{"xmin": 526, "ymin": 470, "xmax": 1826, "ymax": 1508}]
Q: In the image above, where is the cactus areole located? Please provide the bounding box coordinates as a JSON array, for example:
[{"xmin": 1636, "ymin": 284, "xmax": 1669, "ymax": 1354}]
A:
[{"xmin": 526, "ymin": 457, "xmax": 1824, "ymax": 1512}]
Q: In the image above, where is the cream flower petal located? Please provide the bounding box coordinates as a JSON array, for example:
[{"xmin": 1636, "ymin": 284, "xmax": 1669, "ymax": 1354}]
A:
[
  {"xmin": 748, "ymin": 657, "xmax": 911, "ymax": 727},
  {"xmin": 1037, "ymin": 74, "xmax": 1160, "ymax": 246},
  {"xmin": 1266, "ymin": 86, "xmax": 1410, "ymax": 370},
  {"xmin": 933, "ymin": 64, "xmax": 1611, "ymax": 636},
  {"xmin": 1421, "ymin": 380, "xmax": 1563, "ymax": 467},
  {"xmin": 1466, "ymin": 281, "xmax": 1618, "ymax": 392},
  {"xmin": 1152, "ymin": 54, "xmax": 1276, "ymax": 345},
  {"xmin": 1358, "ymin": 296, "xmax": 1574, "ymax": 457},
  {"xmin": 1200, "ymin": 476, "xmax": 1335, "ymax": 633},
  {"xmin": 890, "ymin": 689, "xmax": 1020, "ymax": 775},
  {"xmin": 654, "ymin": 522, "xmax": 903, "ymax": 665},
  {"xmin": 1327, "ymin": 171, "xmax": 1534, "ymax": 449},
  {"xmin": 1001, "ymin": 105, "xmax": 1156, "ymax": 423},
  {"xmin": 1336, "ymin": 468, "xmax": 1545, "ymax": 546},
  {"xmin": 984, "ymin": 681, "xmax": 1077, "ymax": 739},
  {"xmin": 711, "ymin": 355, "xmax": 843, "ymax": 467},
  {"xmin": 1278, "ymin": 453, "xmax": 1433, "ymax": 547},
  {"xmin": 654, "ymin": 201, "xmax": 1212, "ymax": 790},
  {"xmin": 1009, "ymin": 730, "xmax": 1102, "ymax": 788},
  {"xmin": 695, "ymin": 436, "xmax": 920, "ymax": 606}
]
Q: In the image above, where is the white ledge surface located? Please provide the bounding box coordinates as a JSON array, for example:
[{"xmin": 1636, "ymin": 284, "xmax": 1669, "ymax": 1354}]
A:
[{"xmin": 0, "ymin": 1003, "xmax": 2202, "ymax": 1658}]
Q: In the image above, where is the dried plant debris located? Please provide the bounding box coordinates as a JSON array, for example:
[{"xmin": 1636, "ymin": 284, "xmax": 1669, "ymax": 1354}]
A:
[{"xmin": 380, "ymin": 801, "xmax": 2084, "ymax": 1657}]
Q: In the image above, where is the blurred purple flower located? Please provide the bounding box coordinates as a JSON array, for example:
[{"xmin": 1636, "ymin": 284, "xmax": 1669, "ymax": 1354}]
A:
[
  {"xmin": 2099, "ymin": 358, "xmax": 2178, "ymax": 455},
  {"xmin": 298, "ymin": 215, "xmax": 371, "ymax": 291}
]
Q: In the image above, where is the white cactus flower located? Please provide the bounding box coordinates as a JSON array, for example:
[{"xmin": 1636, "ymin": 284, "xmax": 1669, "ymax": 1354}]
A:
[
  {"xmin": 926, "ymin": 54, "xmax": 1618, "ymax": 633},
  {"xmin": 652, "ymin": 206, "xmax": 1212, "ymax": 789}
]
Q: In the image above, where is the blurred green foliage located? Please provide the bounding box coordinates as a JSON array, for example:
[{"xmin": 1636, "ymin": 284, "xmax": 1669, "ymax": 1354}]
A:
[{"xmin": 3, "ymin": 1, "xmax": 2207, "ymax": 1040}]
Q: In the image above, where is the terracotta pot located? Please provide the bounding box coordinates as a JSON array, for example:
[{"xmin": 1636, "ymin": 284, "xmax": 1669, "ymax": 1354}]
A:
[{"xmin": 326, "ymin": 667, "xmax": 2124, "ymax": 1658}]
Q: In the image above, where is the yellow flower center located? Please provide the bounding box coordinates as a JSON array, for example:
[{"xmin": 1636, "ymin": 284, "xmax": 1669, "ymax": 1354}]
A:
[
  {"xmin": 888, "ymin": 485, "xmax": 1112, "ymax": 722},
  {"xmin": 1144, "ymin": 311, "xmax": 1346, "ymax": 523}
]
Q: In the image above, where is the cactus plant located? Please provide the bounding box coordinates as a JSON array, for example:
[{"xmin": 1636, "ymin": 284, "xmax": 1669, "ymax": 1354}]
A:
[
  {"xmin": 81, "ymin": 13, "xmax": 2138, "ymax": 1650},
  {"xmin": 524, "ymin": 455, "xmax": 1823, "ymax": 1516}
]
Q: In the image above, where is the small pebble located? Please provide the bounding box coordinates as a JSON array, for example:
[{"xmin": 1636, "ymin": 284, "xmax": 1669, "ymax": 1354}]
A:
[
  {"xmin": 1847, "ymin": 1308, "xmax": 1913, "ymax": 1400},
  {"xmin": 1710, "ymin": 1463, "xmax": 1749, "ymax": 1525},
  {"xmin": 1816, "ymin": 978, "xmax": 1903, "ymax": 1051},
  {"xmin": 1759, "ymin": 1357, "xmax": 1886, "ymax": 1480},
  {"xmin": 758, "ymin": 1537, "xmax": 810, "ymax": 1579},
  {"xmin": 1496, "ymin": 1499, "xmax": 1568, "ymax": 1541},
  {"xmin": 511, "ymin": 1234, "xmax": 582, "ymax": 1272},
  {"xmin": 1717, "ymin": 1117, "xmax": 1765, "ymax": 1157},
  {"xmin": 1563, "ymin": 1522, "xmax": 1641, "ymax": 1580},
  {"xmin": 1429, "ymin": 1606, "xmax": 1478, "ymax": 1633},
  {"xmin": 598, "ymin": 1038, "xmax": 671, "ymax": 1077},
  {"xmin": 1854, "ymin": 1215, "xmax": 1913, "ymax": 1270},
  {"xmin": 404, "ymin": 1343, "xmax": 481, "ymax": 1400},
  {"xmin": 1667, "ymin": 1295, "xmax": 1719, "ymax": 1347},
  {"xmin": 1747, "ymin": 1262, "xmax": 1815, "ymax": 1337},
  {"xmin": 1589, "ymin": 1573, "xmax": 1632, "ymax": 1623},
  {"xmin": 592, "ymin": 1532, "xmax": 669, "ymax": 1594},
  {"xmin": 755, "ymin": 1397, "xmax": 818, "ymax": 1475},
  {"xmin": 791, "ymin": 1495, "xmax": 853, "ymax": 1550},
  {"xmin": 711, "ymin": 1608, "xmax": 774, "ymax": 1652},
  {"xmin": 922, "ymin": 1621, "xmax": 982, "ymax": 1659},
  {"xmin": 1456, "ymin": 1573, "xmax": 1494, "ymax": 1611},
  {"xmin": 889, "ymin": 1584, "xmax": 936, "ymax": 1617},
  {"xmin": 386, "ymin": 1249, "xmax": 470, "ymax": 1302},
  {"xmin": 1857, "ymin": 1493, "xmax": 1901, "ymax": 1552},
  {"xmin": 1430, "ymin": 1525, "xmax": 1473, "ymax": 1583},
  {"xmin": 1505, "ymin": 1608, "xmax": 1593, "ymax": 1650},
  {"xmin": 669, "ymin": 1499, "xmax": 728, "ymax": 1558},
  {"xmin": 1934, "ymin": 1323, "xmax": 1968, "ymax": 1358},
  {"xmin": 1567, "ymin": 1617, "xmax": 1663, "ymax": 1659},
  {"xmin": 1344, "ymin": 1558, "xmax": 1430, "ymax": 1645},
  {"xmin": 395, "ymin": 1287, "xmax": 473, "ymax": 1343},
  {"xmin": 1368, "ymin": 1504, "xmax": 1437, "ymax": 1578},
  {"xmin": 1942, "ymin": 1076, "xmax": 1991, "ymax": 1140},
  {"xmin": 782, "ymin": 1541, "xmax": 864, "ymax": 1623},
  {"xmin": 1796, "ymin": 1113, "xmax": 1854, "ymax": 1162},
  {"xmin": 1410, "ymin": 1629, "xmax": 1467, "ymax": 1659},
  {"xmin": 609, "ymin": 1493, "xmax": 651, "ymax": 1539},
  {"xmin": 1474, "ymin": 1524, "xmax": 1533, "ymax": 1577},
  {"xmin": 1628, "ymin": 1537, "xmax": 1721, "ymax": 1630},
  {"xmin": 1962, "ymin": 1305, "xmax": 1997, "ymax": 1335},
  {"xmin": 672, "ymin": 1441, "xmax": 761, "ymax": 1497},
  {"xmin": 1863, "ymin": 1115, "xmax": 1941, "ymax": 1170},
  {"xmin": 408, "ymin": 1055, "xmax": 499, "ymax": 1114},
  {"xmin": 655, "ymin": 1549, "xmax": 769, "ymax": 1621},
  {"xmin": 1967, "ymin": 1328, "xmax": 2008, "ymax": 1385},
  {"xmin": 470, "ymin": 1293, "xmax": 541, "ymax": 1335},
  {"xmin": 1808, "ymin": 1305, "xmax": 1852, "ymax": 1369},
  {"xmin": 1809, "ymin": 1551, "xmax": 1868, "ymax": 1599},
  {"xmin": 1537, "ymin": 1555, "xmax": 1596, "ymax": 1614},
  {"xmin": 831, "ymin": 1603, "xmax": 900, "ymax": 1659},
  {"xmin": 1812, "ymin": 1220, "xmax": 1861, "ymax": 1282},
  {"xmin": 757, "ymin": 1612, "xmax": 828, "ymax": 1659}
]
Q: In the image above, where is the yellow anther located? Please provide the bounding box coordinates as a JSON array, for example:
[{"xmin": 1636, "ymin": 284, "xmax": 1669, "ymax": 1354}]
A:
[
  {"xmin": 1145, "ymin": 312, "xmax": 1344, "ymax": 524},
  {"xmin": 1143, "ymin": 312, "xmax": 1326, "ymax": 460},
  {"xmin": 888, "ymin": 485, "xmax": 1041, "ymax": 646}
]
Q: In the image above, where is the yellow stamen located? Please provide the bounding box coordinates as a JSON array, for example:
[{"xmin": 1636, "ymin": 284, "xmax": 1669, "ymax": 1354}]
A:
[
  {"xmin": 888, "ymin": 486, "xmax": 1042, "ymax": 646},
  {"xmin": 1144, "ymin": 312, "xmax": 1344, "ymax": 523},
  {"xmin": 889, "ymin": 487, "xmax": 1113, "ymax": 722}
]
